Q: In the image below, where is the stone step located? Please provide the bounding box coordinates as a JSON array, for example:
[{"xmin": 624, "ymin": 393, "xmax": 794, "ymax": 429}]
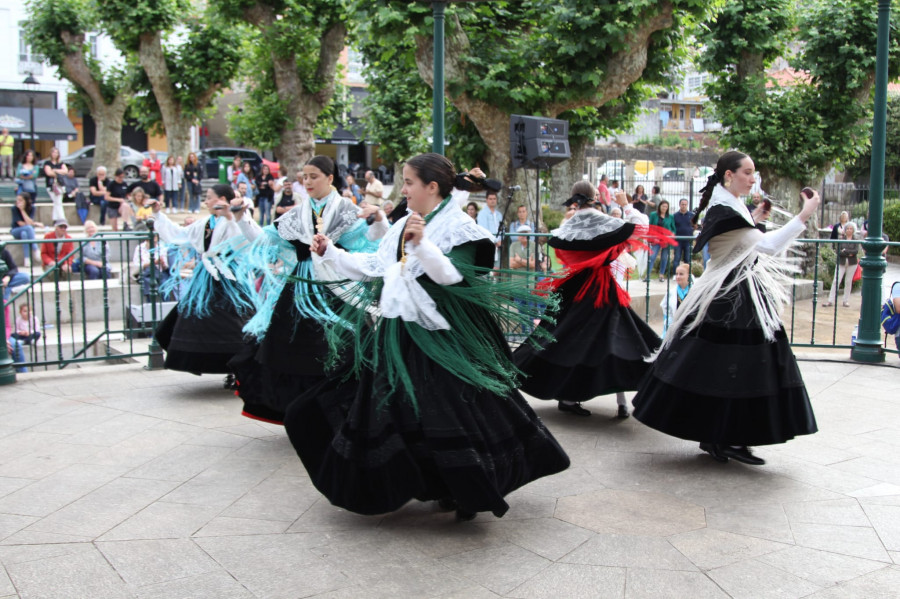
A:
[
  {"xmin": 1, "ymin": 201, "xmax": 95, "ymax": 228},
  {"xmin": 3, "ymin": 276, "xmax": 177, "ymax": 324},
  {"xmin": 2, "ymin": 229, "xmax": 153, "ymax": 268}
]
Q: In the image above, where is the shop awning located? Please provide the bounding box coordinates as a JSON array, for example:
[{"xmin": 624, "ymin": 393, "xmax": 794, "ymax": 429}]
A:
[
  {"xmin": 0, "ymin": 107, "xmax": 78, "ymax": 141},
  {"xmin": 315, "ymin": 123, "xmax": 364, "ymax": 146}
]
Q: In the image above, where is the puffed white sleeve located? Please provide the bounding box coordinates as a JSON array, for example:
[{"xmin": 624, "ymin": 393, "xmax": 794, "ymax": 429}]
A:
[
  {"xmin": 150, "ymin": 211, "xmax": 188, "ymax": 245},
  {"xmin": 237, "ymin": 212, "xmax": 264, "ymax": 241},
  {"xmin": 366, "ymin": 214, "xmax": 389, "ymax": 240},
  {"xmin": 410, "ymin": 238, "xmax": 464, "ymax": 285},
  {"xmin": 320, "ymin": 243, "xmax": 372, "ymax": 281},
  {"xmin": 755, "ymin": 217, "xmax": 806, "ymax": 255}
]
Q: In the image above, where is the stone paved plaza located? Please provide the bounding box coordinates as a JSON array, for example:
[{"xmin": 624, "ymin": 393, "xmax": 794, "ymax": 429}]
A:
[{"xmin": 0, "ymin": 357, "xmax": 898, "ymax": 598}]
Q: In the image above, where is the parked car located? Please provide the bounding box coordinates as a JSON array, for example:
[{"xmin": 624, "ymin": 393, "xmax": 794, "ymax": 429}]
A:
[
  {"xmin": 197, "ymin": 147, "xmax": 280, "ymax": 179},
  {"xmin": 39, "ymin": 145, "xmax": 144, "ymax": 179},
  {"xmin": 657, "ymin": 167, "xmax": 715, "ymax": 205}
]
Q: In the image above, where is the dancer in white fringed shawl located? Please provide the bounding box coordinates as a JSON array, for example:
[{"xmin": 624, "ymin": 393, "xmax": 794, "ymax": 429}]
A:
[
  {"xmin": 632, "ymin": 150, "xmax": 820, "ymax": 466},
  {"xmin": 152, "ymin": 184, "xmax": 259, "ymax": 380}
]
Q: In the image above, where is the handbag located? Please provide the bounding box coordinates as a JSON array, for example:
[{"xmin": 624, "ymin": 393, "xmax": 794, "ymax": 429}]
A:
[
  {"xmin": 17, "ymin": 178, "xmax": 36, "ymax": 195},
  {"xmin": 852, "ymin": 264, "xmax": 862, "ymax": 283}
]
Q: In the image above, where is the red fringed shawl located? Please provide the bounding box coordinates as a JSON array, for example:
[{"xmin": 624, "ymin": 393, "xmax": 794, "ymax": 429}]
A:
[{"xmin": 541, "ymin": 223, "xmax": 676, "ymax": 308}]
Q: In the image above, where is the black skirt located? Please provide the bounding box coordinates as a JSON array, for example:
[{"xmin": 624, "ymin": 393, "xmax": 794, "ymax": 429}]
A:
[
  {"xmin": 283, "ymin": 322, "xmax": 570, "ymax": 518},
  {"xmin": 632, "ymin": 273, "xmax": 817, "ymax": 446},
  {"xmin": 228, "ymin": 282, "xmax": 334, "ymax": 424},
  {"xmin": 154, "ymin": 284, "xmax": 247, "ymax": 374},
  {"xmin": 513, "ymin": 269, "xmax": 661, "ymax": 402}
]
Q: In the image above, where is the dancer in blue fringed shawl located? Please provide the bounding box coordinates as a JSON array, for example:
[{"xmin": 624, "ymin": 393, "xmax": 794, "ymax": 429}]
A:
[
  {"xmin": 152, "ymin": 184, "xmax": 260, "ymax": 383},
  {"xmin": 228, "ymin": 155, "xmax": 389, "ymax": 424},
  {"xmin": 284, "ymin": 153, "xmax": 570, "ymax": 520}
]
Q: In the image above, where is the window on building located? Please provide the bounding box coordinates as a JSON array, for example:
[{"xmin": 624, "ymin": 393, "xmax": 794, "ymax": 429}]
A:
[
  {"xmin": 89, "ymin": 35, "xmax": 99, "ymax": 59},
  {"xmin": 679, "ymin": 107, "xmax": 685, "ymax": 121},
  {"xmin": 346, "ymin": 49, "xmax": 366, "ymax": 85},
  {"xmin": 18, "ymin": 23, "xmax": 43, "ymax": 63},
  {"xmin": 690, "ymin": 106, "xmax": 697, "ymax": 119}
]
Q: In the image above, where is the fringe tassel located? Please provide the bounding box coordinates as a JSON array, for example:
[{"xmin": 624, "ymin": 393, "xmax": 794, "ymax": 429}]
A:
[{"xmin": 320, "ymin": 259, "xmax": 559, "ymax": 414}]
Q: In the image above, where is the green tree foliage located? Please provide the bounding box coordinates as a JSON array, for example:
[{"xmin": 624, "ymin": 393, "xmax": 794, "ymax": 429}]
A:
[
  {"xmin": 358, "ymin": 0, "xmax": 711, "ymax": 198},
  {"xmin": 211, "ymin": 0, "xmax": 350, "ymax": 176},
  {"xmin": 884, "ymin": 201, "xmax": 900, "ymax": 245},
  {"xmin": 358, "ymin": 33, "xmax": 431, "ymax": 168},
  {"xmin": 847, "ymin": 95, "xmax": 900, "ymax": 185},
  {"xmin": 24, "ymin": 0, "xmax": 133, "ymax": 174},
  {"xmin": 97, "ymin": 0, "xmax": 242, "ymax": 159},
  {"xmin": 128, "ymin": 18, "xmax": 243, "ymax": 136},
  {"xmin": 700, "ymin": 0, "xmax": 900, "ymax": 206}
]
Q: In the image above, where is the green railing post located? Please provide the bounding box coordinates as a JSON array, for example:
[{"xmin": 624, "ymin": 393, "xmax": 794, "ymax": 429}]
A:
[
  {"xmin": 431, "ymin": 0, "xmax": 446, "ymax": 155},
  {"xmin": 145, "ymin": 222, "xmax": 165, "ymax": 370},
  {"xmin": 0, "ymin": 255, "xmax": 16, "ymax": 385},
  {"xmin": 852, "ymin": 0, "xmax": 891, "ymax": 363}
]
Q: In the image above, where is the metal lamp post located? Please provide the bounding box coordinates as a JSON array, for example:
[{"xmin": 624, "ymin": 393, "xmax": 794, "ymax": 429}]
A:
[
  {"xmin": 428, "ymin": 1, "xmax": 486, "ymax": 155},
  {"xmin": 851, "ymin": 0, "xmax": 891, "ymax": 363},
  {"xmin": 23, "ymin": 72, "xmax": 39, "ymax": 152}
]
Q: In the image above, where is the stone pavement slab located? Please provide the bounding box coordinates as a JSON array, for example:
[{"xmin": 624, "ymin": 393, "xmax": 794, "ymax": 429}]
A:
[{"xmin": 0, "ymin": 358, "xmax": 897, "ymax": 598}]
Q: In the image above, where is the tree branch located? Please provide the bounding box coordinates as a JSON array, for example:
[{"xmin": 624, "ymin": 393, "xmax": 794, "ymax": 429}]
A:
[
  {"xmin": 545, "ymin": 2, "xmax": 675, "ymax": 116},
  {"xmin": 313, "ymin": 21, "xmax": 347, "ymax": 106},
  {"xmin": 137, "ymin": 30, "xmax": 180, "ymax": 124},
  {"xmin": 58, "ymin": 30, "xmax": 107, "ymax": 113}
]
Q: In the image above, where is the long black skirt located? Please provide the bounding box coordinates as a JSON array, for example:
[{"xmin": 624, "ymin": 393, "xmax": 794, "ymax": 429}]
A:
[
  {"xmin": 513, "ymin": 269, "xmax": 661, "ymax": 402},
  {"xmin": 155, "ymin": 286, "xmax": 246, "ymax": 375},
  {"xmin": 228, "ymin": 283, "xmax": 332, "ymax": 424},
  {"xmin": 632, "ymin": 276, "xmax": 817, "ymax": 446},
  {"xmin": 284, "ymin": 324, "xmax": 570, "ymax": 518}
]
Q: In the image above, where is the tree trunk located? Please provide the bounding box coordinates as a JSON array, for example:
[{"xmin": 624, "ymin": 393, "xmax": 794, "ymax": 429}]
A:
[
  {"xmin": 242, "ymin": 5, "xmax": 346, "ymax": 178},
  {"xmin": 166, "ymin": 115, "xmax": 193, "ymax": 164},
  {"xmin": 137, "ymin": 31, "xmax": 213, "ymax": 160},
  {"xmin": 550, "ymin": 136, "xmax": 588, "ymax": 209},
  {"xmin": 386, "ymin": 161, "xmax": 404, "ymax": 204},
  {"xmin": 92, "ymin": 102, "xmax": 127, "ymax": 175},
  {"xmin": 138, "ymin": 32, "xmax": 185, "ymax": 156},
  {"xmin": 59, "ymin": 30, "xmax": 129, "ymax": 176}
]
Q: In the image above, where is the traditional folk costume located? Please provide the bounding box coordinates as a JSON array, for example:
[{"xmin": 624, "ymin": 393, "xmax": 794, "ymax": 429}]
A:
[
  {"xmin": 283, "ymin": 195, "xmax": 570, "ymax": 518},
  {"xmin": 633, "ymin": 185, "xmax": 817, "ymax": 455},
  {"xmin": 228, "ymin": 189, "xmax": 388, "ymax": 424},
  {"xmin": 153, "ymin": 211, "xmax": 258, "ymax": 374},
  {"xmin": 513, "ymin": 200, "xmax": 674, "ymax": 417}
]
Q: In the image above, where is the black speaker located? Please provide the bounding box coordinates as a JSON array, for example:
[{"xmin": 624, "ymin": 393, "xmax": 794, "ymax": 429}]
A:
[{"xmin": 510, "ymin": 114, "xmax": 570, "ymax": 168}]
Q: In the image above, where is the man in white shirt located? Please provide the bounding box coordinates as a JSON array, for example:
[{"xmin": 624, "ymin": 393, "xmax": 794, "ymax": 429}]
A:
[
  {"xmin": 364, "ymin": 170, "xmax": 384, "ymax": 206},
  {"xmin": 290, "ymin": 170, "xmax": 310, "ymax": 203},
  {"xmin": 476, "ymin": 190, "xmax": 503, "ymax": 267}
]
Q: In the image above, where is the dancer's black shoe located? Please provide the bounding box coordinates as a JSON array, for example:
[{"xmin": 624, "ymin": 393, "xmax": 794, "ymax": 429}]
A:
[
  {"xmin": 616, "ymin": 404, "xmax": 629, "ymax": 419},
  {"xmin": 456, "ymin": 509, "xmax": 477, "ymax": 521},
  {"xmin": 558, "ymin": 401, "xmax": 591, "ymax": 417},
  {"xmin": 719, "ymin": 445, "xmax": 765, "ymax": 466},
  {"xmin": 699, "ymin": 442, "xmax": 728, "ymax": 463}
]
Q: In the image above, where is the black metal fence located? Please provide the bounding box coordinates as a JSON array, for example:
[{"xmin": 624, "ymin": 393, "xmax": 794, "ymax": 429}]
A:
[{"xmin": 2, "ymin": 229, "xmax": 167, "ymax": 374}]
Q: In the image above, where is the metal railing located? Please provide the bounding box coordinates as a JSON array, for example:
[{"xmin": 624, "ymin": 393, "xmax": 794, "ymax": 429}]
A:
[
  {"xmin": 498, "ymin": 232, "xmax": 900, "ymax": 356},
  {"xmin": 1, "ymin": 225, "xmax": 167, "ymax": 378},
  {"xmin": 2, "ymin": 226, "xmax": 896, "ymax": 383}
]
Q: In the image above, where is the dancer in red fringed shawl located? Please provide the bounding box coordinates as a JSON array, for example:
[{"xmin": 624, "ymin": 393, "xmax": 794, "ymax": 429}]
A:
[{"xmin": 513, "ymin": 181, "xmax": 675, "ymax": 418}]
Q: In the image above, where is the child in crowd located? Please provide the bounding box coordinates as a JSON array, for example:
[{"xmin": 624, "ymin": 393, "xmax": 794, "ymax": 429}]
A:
[
  {"xmin": 13, "ymin": 303, "xmax": 41, "ymax": 345},
  {"xmin": 661, "ymin": 263, "xmax": 693, "ymax": 338},
  {"xmin": 133, "ymin": 188, "xmax": 156, "ymax": 229}
]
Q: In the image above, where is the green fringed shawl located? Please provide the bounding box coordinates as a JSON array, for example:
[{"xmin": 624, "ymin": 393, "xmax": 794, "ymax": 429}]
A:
[{"xmin": 319, "ymin": 243, "xmax": 559, "ymax": 414}]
